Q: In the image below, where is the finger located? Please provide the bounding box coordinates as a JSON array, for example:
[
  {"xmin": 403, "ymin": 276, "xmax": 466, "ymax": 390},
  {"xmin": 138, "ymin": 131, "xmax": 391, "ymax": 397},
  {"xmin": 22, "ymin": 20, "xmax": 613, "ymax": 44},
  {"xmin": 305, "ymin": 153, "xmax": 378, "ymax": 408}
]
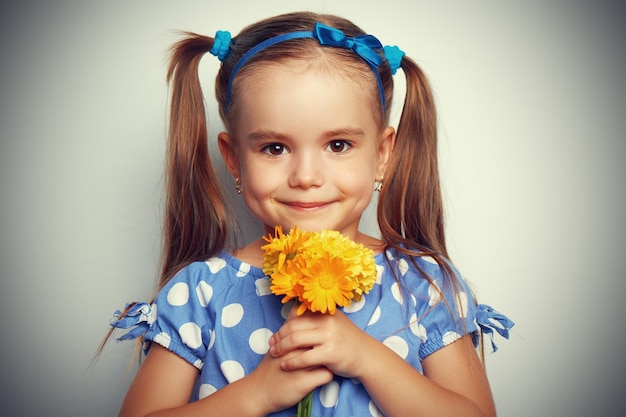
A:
[
  {"xmin": 280, "ymin": 347, "xmax": 331, "ymax": 372},
  {"xmin": 270, "ymin": 328, "xmax": 323, "ymax": 357},
  {"xmin": 303, "ymin": 366, "xmax": 334, "ymax": 388},
  {"xmin": 270, "ymin": 314, "xmax": 319, "ymax": 351}
]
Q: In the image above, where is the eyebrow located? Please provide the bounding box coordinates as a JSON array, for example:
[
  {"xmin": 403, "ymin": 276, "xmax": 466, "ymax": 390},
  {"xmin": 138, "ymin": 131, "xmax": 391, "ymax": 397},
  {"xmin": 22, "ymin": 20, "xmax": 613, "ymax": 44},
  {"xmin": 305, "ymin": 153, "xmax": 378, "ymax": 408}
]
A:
[
  {"xmin": 247, "ymin": 127, "xmax": 365, "ymax": 141},
  {"xmin": 247, "ymin": 129, "xmax": 288, "ymax": 141},
  {"xmin": 324, "ymin": 127, "xmax": 366, "ymax": 138}
]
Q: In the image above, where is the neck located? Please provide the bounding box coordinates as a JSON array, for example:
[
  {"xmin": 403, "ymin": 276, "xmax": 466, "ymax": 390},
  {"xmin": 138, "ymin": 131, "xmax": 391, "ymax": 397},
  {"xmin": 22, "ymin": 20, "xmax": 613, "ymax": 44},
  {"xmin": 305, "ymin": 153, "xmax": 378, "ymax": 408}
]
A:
[{"xmin": 232, "ymin": 238, "xmax": 267, "ymax": 267}]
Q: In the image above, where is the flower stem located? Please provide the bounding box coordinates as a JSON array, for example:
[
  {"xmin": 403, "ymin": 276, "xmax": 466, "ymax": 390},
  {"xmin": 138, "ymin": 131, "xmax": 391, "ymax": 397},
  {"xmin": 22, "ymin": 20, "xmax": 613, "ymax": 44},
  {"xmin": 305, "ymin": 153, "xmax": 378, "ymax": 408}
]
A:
[{"xmin": 296, "ymin": 391, "xmax": 313, "ymax": 417}]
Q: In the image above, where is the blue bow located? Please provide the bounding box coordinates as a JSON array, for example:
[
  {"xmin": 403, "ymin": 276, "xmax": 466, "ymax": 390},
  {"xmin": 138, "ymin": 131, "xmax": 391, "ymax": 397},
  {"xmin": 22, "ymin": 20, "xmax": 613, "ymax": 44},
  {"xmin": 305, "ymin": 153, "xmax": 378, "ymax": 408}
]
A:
[
  {"xmin": 313, "ymin": 23, "xmax": 383, "ymax": 69},
  {"xmin": 110, "ymin": 302, "xmax": 155, "ymax": 341},
  {"xmin": 475, "ymin": 304, "xmax": 515, "ymax": 352}
]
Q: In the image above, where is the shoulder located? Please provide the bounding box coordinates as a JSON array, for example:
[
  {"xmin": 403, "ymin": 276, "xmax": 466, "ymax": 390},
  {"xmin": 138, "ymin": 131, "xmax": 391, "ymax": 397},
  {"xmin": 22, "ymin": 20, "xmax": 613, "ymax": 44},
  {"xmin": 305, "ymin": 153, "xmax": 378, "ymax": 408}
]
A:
[
  {"xmin": 379, "ymin": 246, "xmax": 477, "ymax": 319},
  {"xmin": 166, "ymin": 251, "xmax": 266, "ymax": 286},
  {"xmin": 155, "ymin": 251, "xmax": 267, "ymax": 305},
  {"xmin": 379, "ymin": 247, "xmax": 458, "ymax": 287}
]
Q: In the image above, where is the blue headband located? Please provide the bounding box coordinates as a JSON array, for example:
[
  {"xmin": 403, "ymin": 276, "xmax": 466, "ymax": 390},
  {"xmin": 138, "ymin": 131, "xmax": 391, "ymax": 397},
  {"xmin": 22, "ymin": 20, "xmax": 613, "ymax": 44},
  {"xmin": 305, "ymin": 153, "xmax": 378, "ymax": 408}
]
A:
[{"xmin": 210, "ymin": 22, "xmax": 405, "ymax": 114}]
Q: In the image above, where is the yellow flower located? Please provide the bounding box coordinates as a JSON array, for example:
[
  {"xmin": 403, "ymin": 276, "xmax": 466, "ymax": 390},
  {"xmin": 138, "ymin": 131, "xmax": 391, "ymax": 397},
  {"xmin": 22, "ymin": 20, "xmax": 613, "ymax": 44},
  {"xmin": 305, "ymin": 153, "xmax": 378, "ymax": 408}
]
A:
[
  {"xmin": 261, "ymin": 226, "xmax": 377, "ymax": 417},
  {"xmin": 268, "ymin": 257, "xmax": 305, "ymax": 304},
  {"xmin": 261, "ymin": 225, "xmax": 311, "ymax": 276},
  {"xmin": 299, "ymin": 253, "xmax": 355, "ymax": 314},
  {"xmin": 262, "ymin": 226, "xmax": 377, "ymax": 315}
]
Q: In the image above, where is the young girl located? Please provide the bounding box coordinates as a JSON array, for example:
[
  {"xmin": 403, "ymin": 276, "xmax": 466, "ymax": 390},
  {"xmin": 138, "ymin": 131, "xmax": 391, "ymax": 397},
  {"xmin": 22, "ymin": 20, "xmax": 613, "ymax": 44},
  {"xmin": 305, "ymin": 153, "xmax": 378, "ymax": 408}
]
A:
[{"xmin": 108, "ymin": 11, "xmax": 513, "ymax": 417}]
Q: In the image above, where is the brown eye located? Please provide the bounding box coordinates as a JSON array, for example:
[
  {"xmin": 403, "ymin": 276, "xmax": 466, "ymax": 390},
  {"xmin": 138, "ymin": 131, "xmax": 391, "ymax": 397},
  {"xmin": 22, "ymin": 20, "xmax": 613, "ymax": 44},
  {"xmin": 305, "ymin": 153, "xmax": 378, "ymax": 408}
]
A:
[
  {"xmin": 326, "ymin": 140, "xmax": 351, "ymax": 153},
  {"xmin": 262, "ymin": 143, "xmax": 287, "ymax": 156}
]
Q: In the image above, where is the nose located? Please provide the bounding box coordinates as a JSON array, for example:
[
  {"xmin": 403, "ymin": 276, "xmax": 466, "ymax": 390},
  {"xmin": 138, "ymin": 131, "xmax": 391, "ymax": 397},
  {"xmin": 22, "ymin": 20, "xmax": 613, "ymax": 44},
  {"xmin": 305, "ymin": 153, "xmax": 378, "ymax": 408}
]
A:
[{"xmin": 287, "ymin": 151, "xmax": 324, "ymax": 189}]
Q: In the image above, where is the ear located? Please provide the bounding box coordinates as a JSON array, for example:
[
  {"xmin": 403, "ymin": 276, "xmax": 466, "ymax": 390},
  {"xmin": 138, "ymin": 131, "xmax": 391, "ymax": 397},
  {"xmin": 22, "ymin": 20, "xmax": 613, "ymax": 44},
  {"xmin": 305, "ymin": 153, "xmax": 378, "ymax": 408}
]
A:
[
  {"xmin": 217, "ymin": 131, "xmax": 241, "ymax": 178},
  {"xmin": 376, "ymin": 126, "xmax": 396, "ymax": 179}
]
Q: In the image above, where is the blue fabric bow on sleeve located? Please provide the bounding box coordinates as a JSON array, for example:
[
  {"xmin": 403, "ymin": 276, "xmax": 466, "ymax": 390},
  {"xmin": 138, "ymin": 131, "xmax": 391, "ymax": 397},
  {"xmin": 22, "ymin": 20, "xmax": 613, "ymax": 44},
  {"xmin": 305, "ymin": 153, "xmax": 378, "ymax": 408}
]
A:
[
  {"xmin": 110, "ymin": 302, "xmax": 155, "ymax": 341},
  {"xmin": 475, "ymin": 304, "xmax": 515, "ymax": 352}
]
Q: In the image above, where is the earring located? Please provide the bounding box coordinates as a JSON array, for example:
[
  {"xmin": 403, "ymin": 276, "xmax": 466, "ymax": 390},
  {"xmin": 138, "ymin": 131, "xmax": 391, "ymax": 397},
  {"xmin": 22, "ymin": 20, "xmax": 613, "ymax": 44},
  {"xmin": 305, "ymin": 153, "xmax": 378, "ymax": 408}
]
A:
[
  {"xmin": 235, "ymin": 177, "xmax": 242, "ymax": 194},
  {"xmin": 374, "ymin": 178, "xmax": 383, "ymax": 192}
]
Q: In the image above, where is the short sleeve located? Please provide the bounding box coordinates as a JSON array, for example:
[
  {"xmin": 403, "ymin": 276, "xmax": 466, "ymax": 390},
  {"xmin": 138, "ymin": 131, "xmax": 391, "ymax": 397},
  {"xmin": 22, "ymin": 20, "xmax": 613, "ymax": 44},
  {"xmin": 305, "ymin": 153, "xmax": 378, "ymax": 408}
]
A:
[
  {"xmin": 404, "ymin": 256, "xmax": 480, "ymax": 360},
  {"xmin": 404, "ymin": 256, "xmax": 514, "ymax": 360},
  {"xmin": 110, "ymin": 262, "xmax": 214, "ymax": 370}
]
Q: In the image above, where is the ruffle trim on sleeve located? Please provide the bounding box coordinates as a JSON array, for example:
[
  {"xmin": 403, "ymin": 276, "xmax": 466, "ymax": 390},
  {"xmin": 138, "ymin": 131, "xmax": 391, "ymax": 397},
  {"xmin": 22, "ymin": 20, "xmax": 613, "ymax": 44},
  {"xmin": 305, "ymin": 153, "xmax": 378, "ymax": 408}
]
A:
[
  {"xmin": 474, "ymin": 304, "xmax": 514, "ymax": 352},
  {"xmin": 110, "ymin": 302, "xmax": 156, "ymax": 341}
]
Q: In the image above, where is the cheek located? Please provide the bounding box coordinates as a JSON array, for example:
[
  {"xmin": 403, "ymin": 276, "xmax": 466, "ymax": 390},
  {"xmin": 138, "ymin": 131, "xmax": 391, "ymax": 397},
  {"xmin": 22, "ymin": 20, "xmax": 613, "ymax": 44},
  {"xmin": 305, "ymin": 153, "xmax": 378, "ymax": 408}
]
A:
[
  {"xmin": 338, "ymin": 155, "xmax": 377, "ymax": 184},
  {"xmin": 336, "ymin": 166, "xmax": 376, "ymax": 196},
  {"xmin": 239, "ymin": 160, "xmax": 280, "ymax": 195}
]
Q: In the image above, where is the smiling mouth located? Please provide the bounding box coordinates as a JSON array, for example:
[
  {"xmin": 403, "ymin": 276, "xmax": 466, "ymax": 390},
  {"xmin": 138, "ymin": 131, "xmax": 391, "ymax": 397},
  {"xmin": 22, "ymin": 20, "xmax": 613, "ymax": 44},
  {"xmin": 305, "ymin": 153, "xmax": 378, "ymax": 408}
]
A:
[{"xmin": 283, "ymin": 201, "xmax": 332, "ymax": 211}]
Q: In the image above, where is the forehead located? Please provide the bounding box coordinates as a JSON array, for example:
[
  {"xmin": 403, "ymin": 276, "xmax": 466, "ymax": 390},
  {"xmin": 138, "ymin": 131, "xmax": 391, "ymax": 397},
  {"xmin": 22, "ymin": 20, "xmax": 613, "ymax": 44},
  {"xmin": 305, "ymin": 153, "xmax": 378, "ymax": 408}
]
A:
[{"xmin": 231, "ymin": 62, "xmax": 381, "ymax": 137}]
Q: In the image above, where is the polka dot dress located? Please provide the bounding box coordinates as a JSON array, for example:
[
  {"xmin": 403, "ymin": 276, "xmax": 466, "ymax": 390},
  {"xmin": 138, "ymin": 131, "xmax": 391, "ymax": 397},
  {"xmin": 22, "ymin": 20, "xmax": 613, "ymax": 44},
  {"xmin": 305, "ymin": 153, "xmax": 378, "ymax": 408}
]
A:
[{"xmin": 114, "ymin": 248, "xmax": 506, "ymax": 416}]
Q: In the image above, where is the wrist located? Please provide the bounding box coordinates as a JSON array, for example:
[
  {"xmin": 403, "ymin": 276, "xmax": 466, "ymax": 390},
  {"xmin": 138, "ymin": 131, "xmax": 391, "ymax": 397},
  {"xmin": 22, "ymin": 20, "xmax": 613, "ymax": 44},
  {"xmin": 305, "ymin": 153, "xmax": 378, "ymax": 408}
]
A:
[
  {"xmin": 219, "ymin": 374, "xmax": 271, "ymax": 417},
  {"xmin": 245, "ymin": 374, "xmax": 275, "ymax": 417},
  {"xmin": 355, "ymin": 335, "xmax": 403, "ymax": 385}
]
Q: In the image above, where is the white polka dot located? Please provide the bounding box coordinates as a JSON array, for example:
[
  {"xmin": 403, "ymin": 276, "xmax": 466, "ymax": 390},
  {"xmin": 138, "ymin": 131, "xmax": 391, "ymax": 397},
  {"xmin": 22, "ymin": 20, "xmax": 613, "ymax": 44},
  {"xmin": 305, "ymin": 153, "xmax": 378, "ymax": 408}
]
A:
[
  {"xmin": 456, "ymin": 292, "xmax": 469, "ymax": 318},
  {"xmin": 167, "ymin": 282, "xmax": 190, "ymax": 306},
  {"xmin": 367, "ymin": 306, "xmax": 381, "ymax": 326},
  {"xmin": 205, "ymin": 257, "xmax": 226, "ymax": 273},
  {"xmin": 369, "ymin": 400, "xmax": 384, "ymax": 417},
  {"xmin": 428, "ymin": 282, "xmax": 441, "ymax": 306},
  {"xmin": 376, "ymin": 265, "xmax": 384, "ymax": 284},
  {"xmin": 398, "ymin": 258, "xmax": 409, "ymax": 276},
  {"xmin": 196, "ymin": 281, "xmax": 213, "ymax": 307},
  {"xmin": 344, "ymin": 296, "xmax": 365, "ymax": 313},
  {"xmin": 207, "ymin": 329, "xmax": 216, "ymax": 350},
  {"xmin": 147, "ymin": 303, "xmax": 157, "ymax": 325},
  {"xmin": 408, "ymin": 313, "xmax": 419, "ymax": 335},
  {"xmin": 383, "ymin": 335, "xmax": 409, "ymax": 359},
  {"xmin": 319, "ymin": 381, "xmax": 339, "ymax": 408},
  {"xmin": 409, "ymin": 313, "xmax": 428, "ymax": 343},
  {"xmin": 421, "ymin": 255, "xmax": 437, "ymax": 264},
  {"xmin": 198, "ymin": 383, "xmax": 217, "ymax": 399},
  {"xmin": 255, "ymin": 279, "xmax": 272, "ymax": 296},
  {"xmin": 153, "ymin": 332, "xmax": 171, "ymax": 349},
  {"xmin": 391, "ymin": 282, "xmax": 403, "ymax": 304},
  {"xmin": 193, "ymin": 359, "xmax": 203, "ymax": 369},
  {"xmin": 442, "ymin": 331, "xmax": 461, "ymax": 346},
  {"xmin": 179, "ymin": 322, "xmax": 203, "ymax": 349},
  {"xmin": 249, "ymin": 328, "xmax": 272, "ymax": 354},
  {"xmin": 221, "ymin": 360, "xmax": 245, "ymax": 382},
  {"xmin": 222, "ymin": 303, "xmax": 244, "ymax": 328},
  {"xmin": 385, "ymin": 249, "xmax": 395, "ymax": 261},
  {"xmin": 418, "ymin": 323, "xmax": 428, "ymax": 343},
  {"xmin": 237, "ymin": 262, "xmax": 250, "ymax": 277}
]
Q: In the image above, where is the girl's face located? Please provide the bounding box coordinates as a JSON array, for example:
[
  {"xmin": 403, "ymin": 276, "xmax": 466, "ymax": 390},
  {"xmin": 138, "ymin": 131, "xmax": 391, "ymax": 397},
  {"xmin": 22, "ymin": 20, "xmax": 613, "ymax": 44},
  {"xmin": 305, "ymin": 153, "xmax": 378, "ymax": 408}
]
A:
[{"xmin": 219, "ymin": 62, "xmax": 394, "ymax": 243}]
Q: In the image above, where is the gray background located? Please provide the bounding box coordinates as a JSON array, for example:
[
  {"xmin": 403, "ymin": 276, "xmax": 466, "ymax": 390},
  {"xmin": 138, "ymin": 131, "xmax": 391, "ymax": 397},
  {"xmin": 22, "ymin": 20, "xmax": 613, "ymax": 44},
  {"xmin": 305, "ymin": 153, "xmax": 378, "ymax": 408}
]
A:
[{"xmin": 1, "ymin": 1, "xmax": 625, "ymax": 416}]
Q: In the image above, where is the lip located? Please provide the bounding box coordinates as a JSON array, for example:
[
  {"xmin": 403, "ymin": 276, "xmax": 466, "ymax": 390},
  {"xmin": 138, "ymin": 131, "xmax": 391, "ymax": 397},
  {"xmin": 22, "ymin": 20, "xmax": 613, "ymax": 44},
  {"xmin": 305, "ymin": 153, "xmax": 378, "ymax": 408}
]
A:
[{"xmin": 282, "ymin": 201, "xmax": 332, "ymax": 211}]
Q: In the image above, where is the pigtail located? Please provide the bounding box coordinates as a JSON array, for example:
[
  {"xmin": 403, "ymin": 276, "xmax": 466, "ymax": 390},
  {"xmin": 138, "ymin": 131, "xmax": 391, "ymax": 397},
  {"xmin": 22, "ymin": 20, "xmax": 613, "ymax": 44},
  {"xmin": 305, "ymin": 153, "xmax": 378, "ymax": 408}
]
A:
[
  {"xmin": 380, "ymin": 57, "xmax": 486, "ymax": 353},
  {"xmin": 161, "ymin": 33, "xmax": 234, "ymax": 286},
  {"xmin": 379, "ymin": 55, "xmax": 446, "ymax": 258},
  {"xmin": 92, "ymin": 33, "xmax": 235, "ymax": 365}
]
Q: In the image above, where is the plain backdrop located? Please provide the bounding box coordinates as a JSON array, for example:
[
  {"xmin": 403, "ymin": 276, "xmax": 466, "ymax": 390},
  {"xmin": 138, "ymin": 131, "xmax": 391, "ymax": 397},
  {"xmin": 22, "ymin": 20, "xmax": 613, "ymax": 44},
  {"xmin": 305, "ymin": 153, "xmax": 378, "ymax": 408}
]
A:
[{"xmin": 1, "ymin": 1, "xmax": 625, "ymax": 416}]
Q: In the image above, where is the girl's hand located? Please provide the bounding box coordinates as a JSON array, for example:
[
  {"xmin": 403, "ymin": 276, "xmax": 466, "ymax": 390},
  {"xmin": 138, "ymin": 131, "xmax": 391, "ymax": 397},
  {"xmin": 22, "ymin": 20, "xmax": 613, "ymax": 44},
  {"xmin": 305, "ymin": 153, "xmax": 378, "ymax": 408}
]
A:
[
  {"xmin": 249, "ymin": 348, "xmax": 333, "ymax": 414},
  {"xmin": 268, "ymin": 308, "xmax": 373, "ymax": 379}
]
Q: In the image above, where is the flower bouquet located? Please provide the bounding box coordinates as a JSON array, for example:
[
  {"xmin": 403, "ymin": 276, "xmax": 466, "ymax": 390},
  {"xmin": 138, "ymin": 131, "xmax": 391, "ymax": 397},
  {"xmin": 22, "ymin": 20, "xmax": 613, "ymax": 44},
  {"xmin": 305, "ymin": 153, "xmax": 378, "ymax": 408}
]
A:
[{"xmin": 261, "ymin": 226, "xmax": 378, "ymax": 416}]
